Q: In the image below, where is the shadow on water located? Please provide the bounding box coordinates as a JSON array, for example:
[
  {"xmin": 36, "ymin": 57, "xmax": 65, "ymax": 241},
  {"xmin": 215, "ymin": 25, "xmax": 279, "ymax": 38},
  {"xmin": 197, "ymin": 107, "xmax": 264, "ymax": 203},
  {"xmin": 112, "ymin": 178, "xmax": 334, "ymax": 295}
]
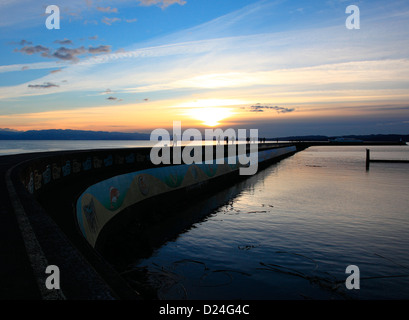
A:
[{"xmin": 95, "ymin": 158, "xmax": 281, "ymax": 298}]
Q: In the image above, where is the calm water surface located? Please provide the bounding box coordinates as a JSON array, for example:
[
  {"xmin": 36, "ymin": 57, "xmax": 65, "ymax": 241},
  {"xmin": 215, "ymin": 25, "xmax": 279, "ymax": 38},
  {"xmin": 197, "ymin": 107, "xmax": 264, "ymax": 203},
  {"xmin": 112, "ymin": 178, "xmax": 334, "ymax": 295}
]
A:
[
  {"xmin": 129, "ymin": 146, "xmax": 409, "ymax": 300},
  {"xmin": 0, "ymin": 140, "xmax": 154, "ymax": 156},
  {"xmin": 0, "ymin": 140, "xmax": 250, "ymax": 156}
]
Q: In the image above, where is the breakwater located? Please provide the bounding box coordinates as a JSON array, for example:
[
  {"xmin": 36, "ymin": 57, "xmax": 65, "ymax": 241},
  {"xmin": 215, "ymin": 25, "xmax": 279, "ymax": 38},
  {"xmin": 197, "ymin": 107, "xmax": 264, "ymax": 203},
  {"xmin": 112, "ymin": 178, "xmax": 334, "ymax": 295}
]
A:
[{"xmin": 2, "ymin": 143, "xmax": 300, "ymax": 299}]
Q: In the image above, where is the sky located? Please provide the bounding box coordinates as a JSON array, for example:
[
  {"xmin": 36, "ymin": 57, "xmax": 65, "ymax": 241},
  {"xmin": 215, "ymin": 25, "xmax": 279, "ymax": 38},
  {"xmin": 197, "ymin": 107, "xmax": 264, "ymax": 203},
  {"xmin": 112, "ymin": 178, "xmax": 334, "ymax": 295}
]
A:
[{"xmin": 0, "ymin": 0, "xmax": 408, "ymax": 137}]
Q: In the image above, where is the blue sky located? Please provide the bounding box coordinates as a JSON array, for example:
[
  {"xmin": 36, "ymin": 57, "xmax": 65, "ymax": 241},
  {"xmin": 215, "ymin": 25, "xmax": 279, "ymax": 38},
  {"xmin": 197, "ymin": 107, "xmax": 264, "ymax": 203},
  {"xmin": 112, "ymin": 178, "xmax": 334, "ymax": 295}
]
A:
[{"xmin": 0, "ymin": 0, "xmax": 409, "ymax": 136}]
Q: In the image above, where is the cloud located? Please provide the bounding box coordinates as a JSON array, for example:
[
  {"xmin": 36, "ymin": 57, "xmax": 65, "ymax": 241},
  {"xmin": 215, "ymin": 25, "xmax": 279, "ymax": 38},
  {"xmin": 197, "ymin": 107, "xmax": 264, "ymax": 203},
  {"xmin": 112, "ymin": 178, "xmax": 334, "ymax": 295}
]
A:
[
  {"xmin": 28, "ymin": 82, "xmax": 59, "ymax": 89},
  {"xmin": 54, "ymin": 39, "xmax": 73, "ymax": 45},
  {"xmin": 89, "ymin": 35, "xmax": 98, "ymax": 40},
  {"xmin": 101, "ymin": 88, "xmax": 113, "ymax": 95},
  {"xmin": 19, "ymin": 40, "xmax": 33, "ymax": 46},
  {"xmin": 96, "ymin": 6, "xmax": 118, "ymax": 13},
  {"xmin": 21, "ymin": 66, "xmax": 29, "ymax": 71},
  {"xmin": 51, "ymin": 46, "xmax": 111, "ymax": 61},
  {"xmin": 105, "ymin": 94, "xmax": 123, "ymax": 101},
  {"xmin": 16, "ymin": 45, "xmax": 50, "ymax": 56},
  {"xmin": 16, "ymin": 42, "xmax": 112, "ymax": 62},
  {"xmin": 138, "ymin": 0, "xmax": 187, "ymax": 9},
  {"xmin": 51, "ymin": 46, "xmax": 87, "ymax": 61},
  {"xmin": 88, "ymin": 45, "xmax": 111, "ymax": 54},
  {"xmin": 248, "ymin": 105, "xmax": 295, "ymax": 113},
  {"xmin": 0, "ymin": 61, "xmax": 68, "ymax": 74},
  {"xmin": 2, "ymin": 0, "xmax": 409, "ymax": 112},
  {"xmin": 49, "ymin": 69, "xmax": 62, "ymax": 74},
  {"xmin": 84, "ymin": 20, "xmax": 98, "ymax": 25},
  {"xmin": 125, "ymin": 18, "xmax": 137, "ymax": 23},
  {"xmin": 9, "ymin": 40, "xmax": 33, "ymax": 46},
  {"xmin": 101, "ymin": 17, "xmax": 121, "ymax": 25}
]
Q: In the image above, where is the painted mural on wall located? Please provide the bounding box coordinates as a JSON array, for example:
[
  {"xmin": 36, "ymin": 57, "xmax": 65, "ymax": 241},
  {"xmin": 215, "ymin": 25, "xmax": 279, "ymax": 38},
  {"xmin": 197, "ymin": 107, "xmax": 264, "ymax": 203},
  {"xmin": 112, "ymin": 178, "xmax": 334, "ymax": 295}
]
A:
[
  {"xmin": 20, "ymin": 148, "xmax": 148, "ymax": 197},
  {"xmin": 76, "ymin": 146, "xmax": 296, "ymax": 247}
]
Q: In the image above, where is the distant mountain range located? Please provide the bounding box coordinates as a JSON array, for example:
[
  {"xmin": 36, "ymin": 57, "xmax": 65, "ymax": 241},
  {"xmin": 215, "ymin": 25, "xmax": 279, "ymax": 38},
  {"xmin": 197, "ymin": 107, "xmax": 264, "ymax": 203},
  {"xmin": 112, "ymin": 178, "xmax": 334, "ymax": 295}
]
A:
[
  {"xmin": 274, "ymin": 134, "xmax": 408, "ymax": 142},
  {"xmin": 0, "ymin": 129, "xmax": 407, "ymax": 142},
  {"xmin": 0, "ymin": 129, "xmax": 150, "ymax": 140}
]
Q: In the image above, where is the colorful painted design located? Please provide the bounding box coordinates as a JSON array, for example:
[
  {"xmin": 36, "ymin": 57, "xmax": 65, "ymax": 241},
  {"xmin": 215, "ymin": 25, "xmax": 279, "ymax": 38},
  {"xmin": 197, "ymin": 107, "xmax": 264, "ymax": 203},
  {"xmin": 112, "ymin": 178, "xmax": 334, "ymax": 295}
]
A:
[
  {"xmin": 109, "ymin": 187, "xmax": 120, "ymax": 209},
  {"xmin": 62, "ymin": 161, "xmax": 71, "ymax": 177},
  {"xmin": 93, "ymin": 157, "xmax": 102, "ymax": 169},
  {"xmin": 202, "ymin": 163, "xmax": 218, "ymax": 177},
  {"xmin": 115, "ymin": 155, "xmax": 124, "ymax": 165},
  {"xmin": 83, "ymin": 157, "xmax": 92, "ymax": 171},
  {"xmin": 136, "ymin": 154, "xmax": 145, "ymax": 163},
  {"xmin": 76, "ymin": 146, "xmax": 296, "ymax": 247},
  {"xmin": 83, "ymin": 198, "xmax": 98, "ymax": 233},
  {"xmin": 42, "ymin": 165, "xmax": 51, "ymax": 184},
  {"xmin": 104, "ymin": 155, "xmax": 113, "ymax": 167},
  {"xmin": 27, "ymin": 172, "xmax": 34, "ymax": 194},
  {"xmin": 191, "ymin": 165, "xmax": 199, "ymax": 181},
  {"xmin": 164, "ymin": 172, "xmax": 184, "ymax": 188},
  {"xmin": 125, "ymin": 153, "xmax": 135, "ymax": 164},
  {"xmin": 137, "ymin": 175, "xmax": 149, "ymax": 196},
  {"xmin": 73, "ymin": 160, "xmax": 81, "ymax": 173},
  {"xmin": 34, "ymin": 170, "xmax": 42, "ymax": 190},
  {"xmin": 52, "ymin": 164, "xmax": 61, "ymax": 180}
]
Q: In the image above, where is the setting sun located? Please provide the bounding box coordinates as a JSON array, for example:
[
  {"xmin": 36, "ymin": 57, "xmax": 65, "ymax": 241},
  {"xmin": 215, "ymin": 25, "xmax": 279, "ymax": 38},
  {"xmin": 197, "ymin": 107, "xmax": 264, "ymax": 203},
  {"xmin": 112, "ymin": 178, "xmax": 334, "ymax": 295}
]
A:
[
  {"xmin": 187, "ymin": 107, "xmax": 234, "ymax": 126},
  {"xmin": 174, "ymin": 99, "xmax": 242, "ymax": 127}
]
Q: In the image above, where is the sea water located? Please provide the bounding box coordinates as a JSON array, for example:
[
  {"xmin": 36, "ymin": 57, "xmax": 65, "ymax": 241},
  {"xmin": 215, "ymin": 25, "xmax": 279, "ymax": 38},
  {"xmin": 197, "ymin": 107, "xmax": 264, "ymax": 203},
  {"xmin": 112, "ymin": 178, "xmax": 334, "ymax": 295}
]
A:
[{"xmin": 129, "ymin": 145, "xmax": 409, "ymax": 300}]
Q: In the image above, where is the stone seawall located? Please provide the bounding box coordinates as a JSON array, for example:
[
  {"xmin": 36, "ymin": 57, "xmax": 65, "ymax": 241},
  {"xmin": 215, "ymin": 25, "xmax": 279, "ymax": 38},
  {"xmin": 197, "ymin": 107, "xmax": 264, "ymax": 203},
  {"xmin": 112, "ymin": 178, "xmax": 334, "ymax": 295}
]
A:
[{"xmin": 3, "ymin": 143, "xmax": 298, "ymax": 299}]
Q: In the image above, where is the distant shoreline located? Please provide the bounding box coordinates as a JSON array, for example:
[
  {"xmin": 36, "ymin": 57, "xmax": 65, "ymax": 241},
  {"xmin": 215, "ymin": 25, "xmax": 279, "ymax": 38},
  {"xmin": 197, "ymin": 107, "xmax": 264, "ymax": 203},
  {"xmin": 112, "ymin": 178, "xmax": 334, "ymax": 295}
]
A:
[{"xmin": 0, "ymin": 129, "xmax": 407, "ymax": 142}]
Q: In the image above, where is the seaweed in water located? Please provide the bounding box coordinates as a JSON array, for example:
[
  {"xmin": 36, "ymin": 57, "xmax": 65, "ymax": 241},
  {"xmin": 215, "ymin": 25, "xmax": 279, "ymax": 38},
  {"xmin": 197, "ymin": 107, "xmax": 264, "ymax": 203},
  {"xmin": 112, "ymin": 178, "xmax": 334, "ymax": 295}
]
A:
[
  {"xmin": 257, "ymin": 250, "xmax": 350, "ymax": 299},
  {"xmin": 124, "ymin": 259, "xmax": 252, "ymax": 299},
  {"xmin": 238, "ymin": 244, "xmax": 260, "ymax": 250},
  {"xmin": 198, "ymin": 269, "xmax": 251, "ymax": 288}
]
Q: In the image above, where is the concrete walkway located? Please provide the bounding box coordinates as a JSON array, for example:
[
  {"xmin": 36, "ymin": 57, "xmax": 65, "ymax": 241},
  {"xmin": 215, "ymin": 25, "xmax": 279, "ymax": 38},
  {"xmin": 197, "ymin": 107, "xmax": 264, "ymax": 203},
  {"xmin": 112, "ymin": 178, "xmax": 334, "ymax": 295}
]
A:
[
  {"xmin": 0, "ymin": 153, "xmax": 41, "ymax": 299},
  {"xmin": 0, "ymin": 152, "xmax": 129, "ymax": 300}
]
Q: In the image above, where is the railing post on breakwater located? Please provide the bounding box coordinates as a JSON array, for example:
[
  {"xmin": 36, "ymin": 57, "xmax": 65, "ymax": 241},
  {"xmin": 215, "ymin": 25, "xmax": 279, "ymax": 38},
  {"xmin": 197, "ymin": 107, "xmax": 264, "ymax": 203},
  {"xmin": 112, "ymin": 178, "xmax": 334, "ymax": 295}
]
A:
[{"xmin": 366, "ymin": 149, "xmax": 370, "ymax": 170}]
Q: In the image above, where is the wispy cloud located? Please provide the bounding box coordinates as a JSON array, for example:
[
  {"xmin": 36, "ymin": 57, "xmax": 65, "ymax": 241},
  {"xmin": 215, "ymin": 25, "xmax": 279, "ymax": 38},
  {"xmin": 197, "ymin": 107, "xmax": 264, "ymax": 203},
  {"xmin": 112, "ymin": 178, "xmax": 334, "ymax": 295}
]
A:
[
  {"xmin": 0, "ymin": 61, "xmax": 68, "ymax": 74},
  {"xmin": 14, "ymin": 41, "xmax": 112, "ymax": 62},
  {"xmin": 84, "ymin": 20, "xmax": 98, "ymax": 25},
  {"xmin": 247, "ymin": 105, "xmax": 296, "ymax": 113},
  {"xmin": 54, "ymin": 39, "xmax": 74, "ymax": 45},
  {"xmin": 101, "ymin": 17, "xmax": 121, "ymax": 25},
  {"xmin": 1, "ymin": 0, "xmax": 409, "ymax": 125},
  {"xmin": 9, "ymin": 40, "xmax": 33, "ymax": 46},
  {"xmin": 16, "ymin": 45, "xmax": 50, "ymax": 56},
  {"xmin": 101, "ymin": 89, "xmax": 114, "ymax": 95},
  {"xmin": 50, "ymin": 46, "xmax": 87, "ymax": 61},
  {"xmin": 138, "ymin": 0, "xmax": 187, "ymax": 9},
  {"xmin": 88, "ymin": 45, "xmax": 111, "ymax": 54},
  {"xmin": 28, "ymin": 82, "xmax": 59, "ymax": 89},
  {"xmin": 106, "ymin": 96, "xmax": 123, "ymax": 102},
  {"xmin": 96, "ymin": 6, "xmax": 118, "ymax": 13}
]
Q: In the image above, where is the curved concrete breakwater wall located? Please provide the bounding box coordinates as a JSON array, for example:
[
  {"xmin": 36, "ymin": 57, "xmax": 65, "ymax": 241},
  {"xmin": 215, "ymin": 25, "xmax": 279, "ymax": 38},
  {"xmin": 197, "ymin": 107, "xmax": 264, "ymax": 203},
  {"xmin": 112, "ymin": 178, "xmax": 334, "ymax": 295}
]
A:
[
  {"xmin": 9, "ymin": 143, "xmax": 297, "ymax": 299},
  {"xmin": 76, "ymin": 146, "xmax": 296, "ymax": 247}
]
